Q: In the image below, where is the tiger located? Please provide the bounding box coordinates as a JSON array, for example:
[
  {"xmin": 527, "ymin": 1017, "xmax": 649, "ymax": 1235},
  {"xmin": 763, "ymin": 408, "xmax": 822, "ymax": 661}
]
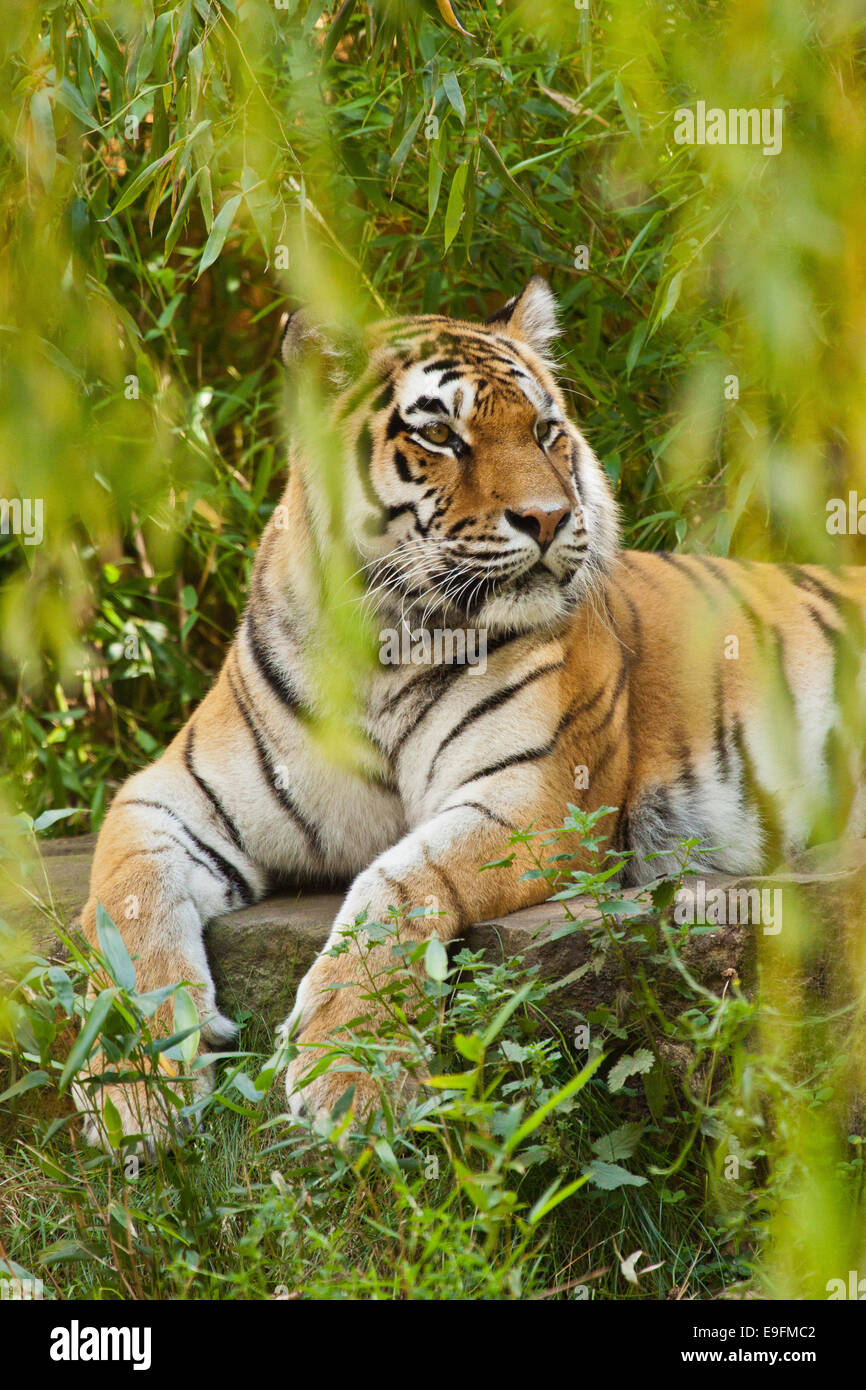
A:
[{"xmin": 75, "ymin": 276, "xmax": 866, "ymax": 1150}]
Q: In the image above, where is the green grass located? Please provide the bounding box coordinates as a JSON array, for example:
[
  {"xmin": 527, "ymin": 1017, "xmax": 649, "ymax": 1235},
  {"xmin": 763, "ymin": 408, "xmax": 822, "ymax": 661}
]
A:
[
  {"xmin": 0, "ymin": 942, "xmax": 743, "ymax": 1301},
  {"xmin": 2, "ymin": 807, "xmax": 863, "ymax": 1300}
]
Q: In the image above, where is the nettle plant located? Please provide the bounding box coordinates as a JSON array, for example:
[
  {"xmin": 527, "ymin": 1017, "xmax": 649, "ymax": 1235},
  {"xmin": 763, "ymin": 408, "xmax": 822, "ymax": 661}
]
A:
[
  {"xmin": 3, "ymin": 811, "xmax": 735, "ymax": 1262},
  {"xmin": 0, "ymin": 821, "xmax": 257, "ymax": 1161},
  {"xmin": 0, "ymin": 807, "xmax": 719, "ymax": 1293},
  {"xmin": 482, "ymin": 805, "xmax": 757, "ymax": 1133},
  {"xmin": 25, "ymin": 803, "xmax": 866, "ymax": 1299}
]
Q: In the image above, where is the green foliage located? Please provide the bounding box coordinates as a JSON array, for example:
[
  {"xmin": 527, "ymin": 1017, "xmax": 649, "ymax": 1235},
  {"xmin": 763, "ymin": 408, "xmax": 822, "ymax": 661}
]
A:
[
  {"xmin": 2, "ymin": 807, "xmax": 862, "ymax": 1299},
  {"xmin": 2, "ymin": 0, "xmax": 865, "ymax": 822},
  {"xmin": 0, "ymin": 820, "xmax": 733, "ymax": 1299}
]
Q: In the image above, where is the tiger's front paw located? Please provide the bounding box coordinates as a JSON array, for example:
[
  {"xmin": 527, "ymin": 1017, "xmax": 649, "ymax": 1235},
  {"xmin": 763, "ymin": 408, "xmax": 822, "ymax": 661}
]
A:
[
  {"xmin": 284, "ymin": 1041, "xmax": 383, "ymax": 1123},
  {"xmin": 284, "ymin": 1036, "xmax": 420, "ymax": 1125},
  {"xmin": 73, "ymin": 1062, "xmax": 210, "ymax": 1160},
  {"xmin": 280, "ymin": 991, "xmax": 419, "ymax": 1127},
  {"xmin": 279, "ymin": 927, "xmax": 423, "ymax": 1125}
]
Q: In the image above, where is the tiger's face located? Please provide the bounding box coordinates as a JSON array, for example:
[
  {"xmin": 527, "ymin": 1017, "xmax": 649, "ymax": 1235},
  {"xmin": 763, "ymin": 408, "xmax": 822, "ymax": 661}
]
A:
[{"xmin": 286, "ymin": 278, "xmax": 620, "ymax": 636}]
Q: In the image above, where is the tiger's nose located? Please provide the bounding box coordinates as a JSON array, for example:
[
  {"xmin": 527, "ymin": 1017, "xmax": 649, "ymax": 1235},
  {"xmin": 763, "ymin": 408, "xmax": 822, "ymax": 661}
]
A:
[{"xmin": 505, "ymin": 506, "xmax": 572, "ymax": 550}]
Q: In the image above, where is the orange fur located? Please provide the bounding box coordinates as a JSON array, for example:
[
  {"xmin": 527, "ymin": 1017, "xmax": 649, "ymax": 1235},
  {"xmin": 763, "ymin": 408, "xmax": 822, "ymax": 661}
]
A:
[{"xmin": 77, "ymin": 282, "xmax": 866, "ymax": 1143}]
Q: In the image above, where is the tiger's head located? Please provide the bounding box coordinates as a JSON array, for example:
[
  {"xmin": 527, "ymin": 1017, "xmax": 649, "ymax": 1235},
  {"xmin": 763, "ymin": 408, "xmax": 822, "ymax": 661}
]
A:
[{"xmin": 283, "ymin": 278, "xmax": 619, "ymax": 636}]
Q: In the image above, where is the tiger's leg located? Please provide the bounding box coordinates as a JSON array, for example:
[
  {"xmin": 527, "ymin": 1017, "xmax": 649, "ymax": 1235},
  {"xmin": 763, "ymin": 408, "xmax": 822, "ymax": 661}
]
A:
[
  {"xmin": 74, "ymin": 762, "xmax": 268, "ymax": 1154},
  {"xmin": 281, "ymin": 799, "xmax": 554, "ymax": 1120}
]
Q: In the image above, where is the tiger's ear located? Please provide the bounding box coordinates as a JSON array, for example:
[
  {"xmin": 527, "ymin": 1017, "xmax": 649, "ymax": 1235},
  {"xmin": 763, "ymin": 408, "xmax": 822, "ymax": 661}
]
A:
[
  {"xmin": 279, "ymin": 309, "xmax": 364, "ymax": 387},
  {"xmin": 280, "ymin": 309, "xmax": 344, "ymax": 373},
  {"xmin": 485, "ymin": 277, "xmax": 559, "ymax": 354}
]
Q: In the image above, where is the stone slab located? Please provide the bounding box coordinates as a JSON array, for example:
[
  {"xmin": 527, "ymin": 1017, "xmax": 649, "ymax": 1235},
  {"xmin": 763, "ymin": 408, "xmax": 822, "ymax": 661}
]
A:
[{"xmin": 7, "ymin": 835, "xmax": 866, "ymax": 1036}]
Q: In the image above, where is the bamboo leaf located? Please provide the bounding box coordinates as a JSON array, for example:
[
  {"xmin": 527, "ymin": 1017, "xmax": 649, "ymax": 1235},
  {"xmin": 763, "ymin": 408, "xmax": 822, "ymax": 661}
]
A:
[
  {"xmin": 106, "ymin": 121, "xmax": 211, "ymax": 218},
  {"xmin": 96, "ymin": 901, "xmax": 136, "ymax": 992},
  {"xmin": 505, "ymin": 1053, "xmax": 605, "ymax": 1154},
  {"xmin": 528, "ymin": 1174, "xmax": 589, "ymax": 1224},
  {"xmin": 164, "ymin": 170, "xmax": 200, "ymax": 258},
  {"xmin": 436, "ymin": 0, "xmax": 471, "ymax": 36},
  {"xmin": 53, "ymin": 79, "xmax": 102, "ymax": 132},
  {"xmin": 29, "ymin": 89, "xmax": 56, "ymax": 189},
  {"xmin": 424, "ymin": 936, "xmax": 449, "ymax": 982},
  {"xmin": 196, "ymin": 193, "xmax": 242, "ymax": 278},
  {"xmin": 166, "ymin": 986, "xmax": 200, "ymax": 1064},
  {"xmin": 444, "ymin": 159, "xmax": 469, "ymax": 250},
  {"xmin": 0, "ymin": 1070, "xmax": 49, "ymax": 1104},
  {"xmin": 442, "ymin": 73, "xmax": 466, "ymax": 125},
  {"xmin": 59, "ymin": 989, "xmax": 118, "ymax": 1092}
]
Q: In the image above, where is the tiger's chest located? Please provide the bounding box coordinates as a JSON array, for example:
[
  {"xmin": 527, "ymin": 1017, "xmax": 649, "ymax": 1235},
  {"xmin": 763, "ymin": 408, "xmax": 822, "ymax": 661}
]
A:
[{"xmin": 366, "ymin": 629, "xmax": 571, "ymax": 825}]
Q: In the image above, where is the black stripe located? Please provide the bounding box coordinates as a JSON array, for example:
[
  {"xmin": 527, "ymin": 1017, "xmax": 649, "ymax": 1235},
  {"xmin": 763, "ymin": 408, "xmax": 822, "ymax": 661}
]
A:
[
  {"xmin": 654, "ymin": 551, "xmax": 718, "ymax": 602},
  {"xmin": 461, "ymin": 680, "xmax": 607, "ymax": 790},
  {"xmin": 730, "ymin": 720, "xmax": 785, "ymax": 868},
  {"xmin": 183, "ymin": 724, "xmax": 246, "ymax": 854},
  {"xmin": 383, "ymin": 663, "xmax": 456, "ymax": 726},
  {"xmin": 407, "ymin": 395, "xmax": 447, "ymax": 416},
  {"xmin": 385, "ymin": 630, "xmax": 540, "ymax": 755},
  {"xmin": 693, "ymin": 556, "xmax": 766, "ymax": 632},
  {"xmin": 819, "ymin": 724, "xmax": 858, "ymax": 840},
  {"xmin": 357, "ymin": 421, "xmax": 374, "ymax": 473},
  {"xmin": 790, "ymin": 577, "xmax": 866, "ymax": 830},
  {"xmin": 243, "ymin": 609, "xmax": 303, "ymax": 713},
  {"xmin": 784, "ymin": 566, "xmax": 866, "ymax": 708},
  {"xmin": 371, "ymin": 380, "xmax": 395, "ymax": 412},
  {"xmin": 337, "ymin": 374, "xmax": 380, "ymax": 422},
  {"xmin": 227, "ymin": 664, "xmax": 322, "ymax": 857},
  {"xmin": 157, "ymin": 830, "xmax": 243, "ymax": 891},
  {"xmin": 713, "ymin": 663, "xmax": 730, "ymax": 780},
  {"xmin": 443, "ymin": 800, "xmax": 516, "ymax": 830},
  {"xmin": 805, "ymin": 602, "xmax": 836, "ymax": 643},
  {"xmin": 424, "ymin": 660, "xmax": 565, "ymax": 788},
  {"xmin": 422, "ymin": 850, "xmax": 466, "ymax": 927},
  {"xmin": 694, "ymin": 557, "xmax": 798, "ymax": 723},
  {"xmin": 393, "ymin": 449, "xmax": 414, "ymax": 483},
  {"xmin": 461, "ymin": 742, "xmax": 557, "ymax": 789},
  {"xmin": 356, "ymin": 424, "xmax": 385, "ymax": 534},
  {"xmin": 584, "ymin": 659, "xmax": 628, "ymax": 738},
  {"xmin": 782, "ymin": 564, "xmax": 850, "ymax": 613},
  {"xmin": 125, "ymin": 838, "xmax": 215, "ymax": 877},
  {"xmin": 587, "ymin": 731, "xmax": 618, "ymax": 785},
  {"xmin": 674, "ymin": 733, "xmax": 698, "ymax": 794},
  {"xmin": 614, "ymin": 803, "xmax": 631, "ymax": 856},
  {"xmin": 613, "ymin": 585, "xmax": 644, "ymax": 661},
  {"xmin": 423, "ymin": 357, "xmax": 460, "ymax": 374},
  {"xmin": 117, "ymin": 798, "xmax": 254, "ymax": 906}
]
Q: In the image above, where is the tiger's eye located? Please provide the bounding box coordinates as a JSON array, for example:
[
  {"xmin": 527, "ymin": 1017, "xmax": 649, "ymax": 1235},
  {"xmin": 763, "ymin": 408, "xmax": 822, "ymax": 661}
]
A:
[
  {"xmin": 535, "ymin": 418, "xmax": 554, "ymax": 444},
  {"xmin": 420, "ymin": 421, "xmax": 451, "ymax": 446}
]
